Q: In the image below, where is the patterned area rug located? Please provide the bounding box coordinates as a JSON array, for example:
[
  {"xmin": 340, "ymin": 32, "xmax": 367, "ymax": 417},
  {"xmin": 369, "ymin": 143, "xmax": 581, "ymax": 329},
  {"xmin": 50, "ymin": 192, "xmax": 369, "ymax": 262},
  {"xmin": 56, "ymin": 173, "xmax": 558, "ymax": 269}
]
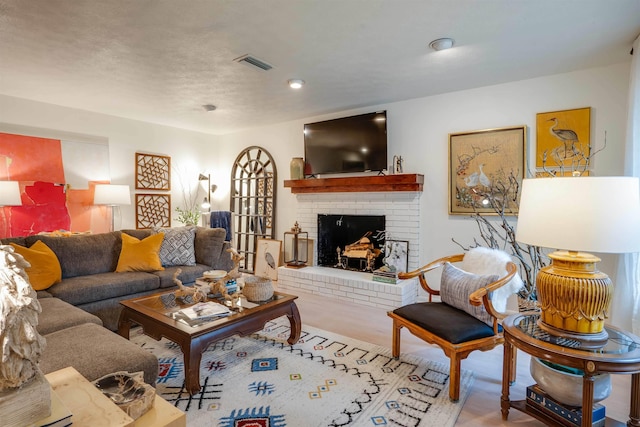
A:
[{"xmin": 130, "ymin": 317, "xmax": 473, "ymax": 427}]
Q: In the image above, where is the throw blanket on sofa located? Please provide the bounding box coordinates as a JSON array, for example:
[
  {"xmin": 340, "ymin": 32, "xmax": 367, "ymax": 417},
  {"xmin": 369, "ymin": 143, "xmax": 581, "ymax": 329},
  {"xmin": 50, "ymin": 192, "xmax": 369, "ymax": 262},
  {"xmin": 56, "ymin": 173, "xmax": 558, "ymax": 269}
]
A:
[{"xmin": 210, "ymin": 211, "xmax": 232, "ymax": 241}]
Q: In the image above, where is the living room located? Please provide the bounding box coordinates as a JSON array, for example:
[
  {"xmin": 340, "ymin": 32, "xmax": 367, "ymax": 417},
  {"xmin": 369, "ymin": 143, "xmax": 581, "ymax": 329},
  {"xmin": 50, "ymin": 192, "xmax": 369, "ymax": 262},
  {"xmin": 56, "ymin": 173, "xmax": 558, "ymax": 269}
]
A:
[{"xmin": 1, "ymin": 1, "xmax": 639, "ymax": 426}]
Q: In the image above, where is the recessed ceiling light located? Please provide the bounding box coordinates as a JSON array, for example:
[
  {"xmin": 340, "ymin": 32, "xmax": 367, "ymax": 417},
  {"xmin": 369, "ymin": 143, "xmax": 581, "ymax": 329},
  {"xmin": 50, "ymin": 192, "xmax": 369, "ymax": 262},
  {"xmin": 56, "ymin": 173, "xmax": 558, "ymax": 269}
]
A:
[
  {"xmin": 429, "ymin": 38, "xmax": 454, "ymax": 51},
  {"xmin": 288, "ymin": 79, "xmax": 305, "ymax": 89},
  {"xmin": 203, "ymin": 104, "xmax": 217, "ymax": 112}
]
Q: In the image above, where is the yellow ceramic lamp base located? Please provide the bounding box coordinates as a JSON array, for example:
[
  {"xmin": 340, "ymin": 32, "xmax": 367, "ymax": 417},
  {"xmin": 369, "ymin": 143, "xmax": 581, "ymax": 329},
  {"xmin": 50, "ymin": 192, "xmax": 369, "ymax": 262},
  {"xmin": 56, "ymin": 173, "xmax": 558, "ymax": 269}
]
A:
[{"xmin": 536, "ymin": 251, "xmax": 612, "ymax": 343}]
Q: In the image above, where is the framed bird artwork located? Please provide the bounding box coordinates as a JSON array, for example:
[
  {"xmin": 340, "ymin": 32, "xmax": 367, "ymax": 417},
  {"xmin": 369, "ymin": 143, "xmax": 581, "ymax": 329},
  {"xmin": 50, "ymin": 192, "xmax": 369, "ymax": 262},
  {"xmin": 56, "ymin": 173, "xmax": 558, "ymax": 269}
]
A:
[
  {"xmin": 535, "ymin": 107, "xmax": 591, "ymax": 170},
  {"xmin": 254, "ymin": 238, "xmax": 282, "ymax": 280},
  {"xmin": 448, "ymin": 125, "xmax": 526, "ymax": 215}
]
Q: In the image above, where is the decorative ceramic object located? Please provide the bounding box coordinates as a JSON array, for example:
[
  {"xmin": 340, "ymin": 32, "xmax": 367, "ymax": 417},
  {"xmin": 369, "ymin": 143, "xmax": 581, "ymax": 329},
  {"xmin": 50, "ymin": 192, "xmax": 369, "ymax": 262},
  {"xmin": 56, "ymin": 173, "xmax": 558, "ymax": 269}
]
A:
[
  {"xmin": 243, "ymin": 276, "xmax": 274, "ymax": 302},
  {"xmin": 530, "ymin": 357, "xmax": 611, "ymax": 406},
  {"xmin": 290, "ymin": 157, "xmax": 304, "ymax": 180},
  {"xmin": 93, "ymin": 371, "xmax": 155, "ymax": 420}
]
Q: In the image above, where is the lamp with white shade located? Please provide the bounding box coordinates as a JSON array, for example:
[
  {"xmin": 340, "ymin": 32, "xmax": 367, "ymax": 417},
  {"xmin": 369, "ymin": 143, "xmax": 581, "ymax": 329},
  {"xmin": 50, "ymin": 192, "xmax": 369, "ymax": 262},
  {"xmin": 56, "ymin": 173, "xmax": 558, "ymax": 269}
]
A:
[
  {"xmin": 516, "ymin": 176, "xmax": 640, "ymax": 347},
  {"xmin": 94, "ymin": 184, "xmax": 131, "ymax": 231},
  {"xmin": 0, "ymin": 181, "xmax": 22, "ymax": 238}
]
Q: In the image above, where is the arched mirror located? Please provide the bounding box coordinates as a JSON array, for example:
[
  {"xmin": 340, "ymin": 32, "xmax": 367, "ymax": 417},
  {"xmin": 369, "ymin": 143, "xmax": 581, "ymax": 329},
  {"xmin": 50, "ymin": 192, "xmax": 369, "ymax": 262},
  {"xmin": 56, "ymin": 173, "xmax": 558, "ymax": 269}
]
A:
[{"xmin": 230, "ymin": 146, "xmax": 277, "ymax": 272}]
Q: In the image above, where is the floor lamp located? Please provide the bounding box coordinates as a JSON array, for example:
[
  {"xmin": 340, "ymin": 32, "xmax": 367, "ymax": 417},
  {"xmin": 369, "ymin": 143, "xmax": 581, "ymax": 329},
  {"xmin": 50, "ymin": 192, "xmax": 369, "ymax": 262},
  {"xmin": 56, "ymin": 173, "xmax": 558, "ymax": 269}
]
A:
[
  {"xmin": 0, "ymin": 181, "xmax": 22, "ymax": 237},
  {"xmin": 94, "ymin": 184, "xmax": 131, "ymax": 232}
]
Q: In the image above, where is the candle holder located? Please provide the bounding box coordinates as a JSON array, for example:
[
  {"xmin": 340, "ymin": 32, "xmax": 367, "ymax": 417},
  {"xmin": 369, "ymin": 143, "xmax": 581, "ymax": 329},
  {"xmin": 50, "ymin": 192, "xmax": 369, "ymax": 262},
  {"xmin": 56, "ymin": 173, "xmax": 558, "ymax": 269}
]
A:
[{"xmin": 284, "ymin": 222, "xmax": 308, "ymax": 268}]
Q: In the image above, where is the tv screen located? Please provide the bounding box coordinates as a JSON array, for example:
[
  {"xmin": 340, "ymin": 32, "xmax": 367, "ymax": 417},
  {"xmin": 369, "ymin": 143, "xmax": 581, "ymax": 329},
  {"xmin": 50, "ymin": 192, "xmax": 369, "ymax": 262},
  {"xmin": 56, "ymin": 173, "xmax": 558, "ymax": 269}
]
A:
[{"xmin": 304, "ymin": 111, "xmax": 387, "ymax": 176}]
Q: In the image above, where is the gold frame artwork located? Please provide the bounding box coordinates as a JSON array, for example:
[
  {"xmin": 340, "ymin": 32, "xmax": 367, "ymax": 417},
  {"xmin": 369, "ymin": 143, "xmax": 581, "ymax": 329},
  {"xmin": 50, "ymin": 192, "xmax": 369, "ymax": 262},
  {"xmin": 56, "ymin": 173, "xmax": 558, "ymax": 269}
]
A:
[
  {"xmin": 254, "ymin": 238, "xmax": 282, "ymax": 280},
  {"xmin": 536, "ymin": 107, "xmax": 590, "ymax": 169},
  {"xmin": 135, "ymin": 152, "xmax": 171, "ymax": 190},
  {"xmin": 449, "ymin": 125, "xmax": 526, "ymax": 215},
  {"xmin": 135, "ymin": 193, "xmax": 171, "ymax": 228}
]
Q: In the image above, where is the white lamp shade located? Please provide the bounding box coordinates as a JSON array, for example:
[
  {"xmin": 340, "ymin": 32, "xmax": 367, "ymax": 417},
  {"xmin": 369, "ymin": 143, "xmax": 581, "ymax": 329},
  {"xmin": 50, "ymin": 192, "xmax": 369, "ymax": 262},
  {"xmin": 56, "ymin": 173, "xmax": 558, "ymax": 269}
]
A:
[
  {"xmin": 94, "ymin": 184, "xmax": 131, "ymax": 206},
  {"xmin": 0, "ymin": 181, "xmax": 22, "ymax": 206},
  {"xmin": 516, "ymin": 177, "xmax": 640, "ymax": 253}
]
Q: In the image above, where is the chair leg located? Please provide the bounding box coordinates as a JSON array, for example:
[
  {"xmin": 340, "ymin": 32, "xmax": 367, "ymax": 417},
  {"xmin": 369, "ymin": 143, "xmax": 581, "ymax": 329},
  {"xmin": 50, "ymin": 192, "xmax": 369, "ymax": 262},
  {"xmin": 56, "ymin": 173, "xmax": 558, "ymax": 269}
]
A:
[
  {"xmin": 449, "ymin": 354, "xmax": 461, "ymax": 402},
  {"xmin": 391, "ymin": 321, "xmax": 401, "ymax": 359}
]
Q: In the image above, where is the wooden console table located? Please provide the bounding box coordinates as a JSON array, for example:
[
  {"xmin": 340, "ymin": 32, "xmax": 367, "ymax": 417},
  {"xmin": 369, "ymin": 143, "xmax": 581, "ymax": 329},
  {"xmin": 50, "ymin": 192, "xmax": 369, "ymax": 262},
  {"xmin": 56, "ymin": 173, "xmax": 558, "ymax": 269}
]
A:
[
  {"xmin": 501, "ymin": 313, "xmax": 640, "ymax": 427},
  {"xmin": 45, "ymin": 366, "xmax": 185, "ymax": 427}
]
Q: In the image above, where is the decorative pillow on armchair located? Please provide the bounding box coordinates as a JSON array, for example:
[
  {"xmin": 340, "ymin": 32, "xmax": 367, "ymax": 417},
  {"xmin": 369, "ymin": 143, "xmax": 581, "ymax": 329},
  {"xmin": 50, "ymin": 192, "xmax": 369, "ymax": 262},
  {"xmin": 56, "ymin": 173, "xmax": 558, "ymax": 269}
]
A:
[
  {"xmin": 153, "ymin": 226, "xmax": 196, "ymax": 267},
  {"xmin": 440, "ymin": 262, "xmax": 499, "ymax": 326},
  {"xmin": 116, "ymin": 233, "xmax": 165, "ymax": 272}
]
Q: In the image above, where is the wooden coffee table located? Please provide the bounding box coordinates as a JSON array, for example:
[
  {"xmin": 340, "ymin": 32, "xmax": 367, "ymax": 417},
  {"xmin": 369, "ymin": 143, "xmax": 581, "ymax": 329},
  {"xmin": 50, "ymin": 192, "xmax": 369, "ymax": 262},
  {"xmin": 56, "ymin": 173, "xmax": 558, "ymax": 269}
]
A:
[{"xmin": 118, "ymin": 290, "xmax": 301, "ymax": 395}]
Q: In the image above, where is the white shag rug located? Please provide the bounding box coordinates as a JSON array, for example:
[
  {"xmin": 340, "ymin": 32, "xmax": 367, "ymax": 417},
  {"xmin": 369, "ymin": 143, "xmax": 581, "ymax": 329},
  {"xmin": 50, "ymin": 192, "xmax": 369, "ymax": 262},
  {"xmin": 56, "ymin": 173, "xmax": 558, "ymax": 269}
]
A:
[{"xmin": 130, "ymin": 317, "xmax": 473, "ymax": 427}]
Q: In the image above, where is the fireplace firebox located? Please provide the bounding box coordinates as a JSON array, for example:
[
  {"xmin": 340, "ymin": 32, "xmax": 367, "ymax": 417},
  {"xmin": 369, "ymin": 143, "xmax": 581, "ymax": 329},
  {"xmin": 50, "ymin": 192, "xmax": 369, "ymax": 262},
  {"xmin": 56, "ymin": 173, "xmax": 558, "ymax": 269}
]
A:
[{"xmin": 317, "ymin": 214, "xmax": 385, "ymax": 271}]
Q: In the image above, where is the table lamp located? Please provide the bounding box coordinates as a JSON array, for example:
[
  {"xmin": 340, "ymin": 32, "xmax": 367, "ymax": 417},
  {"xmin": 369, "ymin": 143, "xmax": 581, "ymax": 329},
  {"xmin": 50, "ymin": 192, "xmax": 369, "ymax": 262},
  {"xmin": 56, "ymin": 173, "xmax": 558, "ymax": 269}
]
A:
[
  {"xmin": 0, "ymin": 181, "xmax": 22, "ymax": 237},
  {"xmin": 94, "ymin": 184, "xmax": 131, "ymax": 231},
  {"xmin": 516, "ymin": 177, "xmax": 640, "ymax": 347}
]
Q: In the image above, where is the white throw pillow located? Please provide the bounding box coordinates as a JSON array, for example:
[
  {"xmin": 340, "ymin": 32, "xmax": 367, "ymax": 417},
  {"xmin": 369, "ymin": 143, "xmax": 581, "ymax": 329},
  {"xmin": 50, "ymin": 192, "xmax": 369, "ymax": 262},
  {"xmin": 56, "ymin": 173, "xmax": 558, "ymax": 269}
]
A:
[{"xmin": 461, "ymin": 247, "xmax": 524, "ymax": 312}]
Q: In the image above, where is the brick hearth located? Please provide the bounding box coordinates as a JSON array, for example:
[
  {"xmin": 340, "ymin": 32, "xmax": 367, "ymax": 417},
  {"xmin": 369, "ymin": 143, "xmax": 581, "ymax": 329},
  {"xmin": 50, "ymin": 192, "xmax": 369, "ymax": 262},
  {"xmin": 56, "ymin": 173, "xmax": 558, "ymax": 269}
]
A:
[{"xmin": 277, "ymin": 188, "xmax": 423, "ymax": 308}]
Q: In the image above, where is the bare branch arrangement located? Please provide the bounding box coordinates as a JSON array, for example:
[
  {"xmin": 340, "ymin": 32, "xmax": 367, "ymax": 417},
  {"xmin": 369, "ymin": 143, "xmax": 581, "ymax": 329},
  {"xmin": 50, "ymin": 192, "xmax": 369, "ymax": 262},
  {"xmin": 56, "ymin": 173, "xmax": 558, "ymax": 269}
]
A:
[{"xmin": 453, "ymin": 132, "xmax": 607, "ymax": 307}]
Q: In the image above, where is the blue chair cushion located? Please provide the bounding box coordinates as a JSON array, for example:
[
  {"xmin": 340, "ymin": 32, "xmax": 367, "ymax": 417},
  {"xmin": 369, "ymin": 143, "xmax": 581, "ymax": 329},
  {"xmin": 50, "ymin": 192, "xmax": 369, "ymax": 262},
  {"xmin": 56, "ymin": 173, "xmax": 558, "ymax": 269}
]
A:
[{"xmin": 392, "ymin": 302, "xmax": 500, "ymax": 344}]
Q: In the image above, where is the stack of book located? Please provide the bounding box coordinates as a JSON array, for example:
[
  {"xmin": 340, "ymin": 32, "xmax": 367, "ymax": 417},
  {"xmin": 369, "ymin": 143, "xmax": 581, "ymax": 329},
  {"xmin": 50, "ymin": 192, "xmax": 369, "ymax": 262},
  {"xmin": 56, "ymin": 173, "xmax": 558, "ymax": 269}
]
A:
[
  {"xmin": 172, "ymin": 301, "xmax": 232, "ymax": 326},
  {"xmin": 372, "ymin": 268, "xmax": 399, "ymax": 284},
  {"xmin": 526, "ymin": 384, "xmax": 606, "ymax": 427}
]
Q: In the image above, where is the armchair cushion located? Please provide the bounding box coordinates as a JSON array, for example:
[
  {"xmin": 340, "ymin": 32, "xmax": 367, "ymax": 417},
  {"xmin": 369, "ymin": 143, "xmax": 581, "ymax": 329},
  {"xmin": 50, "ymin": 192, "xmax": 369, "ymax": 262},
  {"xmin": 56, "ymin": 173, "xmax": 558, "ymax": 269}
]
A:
[
  {"xmin": 392, "ymin": 302, "xmax": 499, "ymax": 344},
  {"xmin": 461, "ymin": 247, "xmax": 524, "ymax": 312},
  {"xmin": 440, "ymin": 262, "xmax": 498, "ymax": 326}
]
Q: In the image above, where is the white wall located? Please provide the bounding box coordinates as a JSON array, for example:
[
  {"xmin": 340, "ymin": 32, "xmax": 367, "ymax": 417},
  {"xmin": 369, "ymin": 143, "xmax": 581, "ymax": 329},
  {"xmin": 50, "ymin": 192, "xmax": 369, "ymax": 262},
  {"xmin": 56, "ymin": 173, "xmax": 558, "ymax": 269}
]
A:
[
  {"xmin": 0, "ymin": 95, "xmax": 220, "ymax": 230},
  {"xmin": 220, "ymin": 62, "xmax": 630, "ymax": 277},
  {"xmin": 0, "ymin": 62, "xmax": 630, "ymax": 275}
]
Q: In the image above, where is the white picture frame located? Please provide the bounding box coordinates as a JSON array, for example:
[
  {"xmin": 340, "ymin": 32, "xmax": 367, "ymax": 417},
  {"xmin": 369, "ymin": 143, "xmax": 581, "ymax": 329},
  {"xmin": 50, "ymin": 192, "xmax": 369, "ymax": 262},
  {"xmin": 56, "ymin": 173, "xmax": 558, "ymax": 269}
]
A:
[
  {"xmin": 382, "ymin": 240, "xmax": 409, "ymax": 273},
  {"xmin": 254, "ymin": 238, "xmax": 282, "ymax": 280}
]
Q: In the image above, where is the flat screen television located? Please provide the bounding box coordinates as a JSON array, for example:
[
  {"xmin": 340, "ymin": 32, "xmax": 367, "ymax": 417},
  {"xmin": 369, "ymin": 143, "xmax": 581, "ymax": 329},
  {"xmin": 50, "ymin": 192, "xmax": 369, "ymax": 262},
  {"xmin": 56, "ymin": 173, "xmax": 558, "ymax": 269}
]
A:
[{"xmin": 303, "ymin": 111, "xmax": 387, "ymax": 176}]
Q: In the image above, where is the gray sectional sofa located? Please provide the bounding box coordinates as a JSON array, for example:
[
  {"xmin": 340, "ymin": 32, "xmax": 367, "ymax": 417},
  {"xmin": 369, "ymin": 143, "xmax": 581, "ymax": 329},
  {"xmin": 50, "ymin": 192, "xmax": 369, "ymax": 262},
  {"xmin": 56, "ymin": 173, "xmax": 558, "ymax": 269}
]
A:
[
  {"xmin": 0, "ymin": 226, "xmax": 235, "ymax": 386},
  {"xmin": 2, "ymin": 226, "xmax": 234, "ymax": 330}
]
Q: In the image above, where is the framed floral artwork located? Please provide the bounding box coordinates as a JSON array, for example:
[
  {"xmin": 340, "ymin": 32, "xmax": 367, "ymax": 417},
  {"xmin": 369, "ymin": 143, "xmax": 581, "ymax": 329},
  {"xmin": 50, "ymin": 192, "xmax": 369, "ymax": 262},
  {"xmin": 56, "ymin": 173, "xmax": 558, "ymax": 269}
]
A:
[{"xmin": 449, "ymin": 126, "xmax": 526, "ymax": 215}]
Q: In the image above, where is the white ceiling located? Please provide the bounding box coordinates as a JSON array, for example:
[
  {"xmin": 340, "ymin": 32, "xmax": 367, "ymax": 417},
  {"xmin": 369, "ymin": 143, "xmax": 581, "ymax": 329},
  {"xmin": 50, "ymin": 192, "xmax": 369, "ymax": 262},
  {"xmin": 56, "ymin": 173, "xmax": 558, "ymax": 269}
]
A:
[{"xmin": 0, "ymin": 0, "xmax": 639, "ymax": 135}]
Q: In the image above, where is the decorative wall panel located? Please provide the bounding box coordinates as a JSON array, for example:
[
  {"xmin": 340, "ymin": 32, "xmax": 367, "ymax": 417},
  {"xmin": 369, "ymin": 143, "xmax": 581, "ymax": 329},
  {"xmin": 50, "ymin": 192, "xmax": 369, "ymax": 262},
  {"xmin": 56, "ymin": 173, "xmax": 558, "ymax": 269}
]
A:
[
  {"xmin": 135, "ymin": 153, "xmax": 171, "ymax": 190},
  {"xmin": 136, "ymin": 194, "xmax": 171, "ymax": 228}
]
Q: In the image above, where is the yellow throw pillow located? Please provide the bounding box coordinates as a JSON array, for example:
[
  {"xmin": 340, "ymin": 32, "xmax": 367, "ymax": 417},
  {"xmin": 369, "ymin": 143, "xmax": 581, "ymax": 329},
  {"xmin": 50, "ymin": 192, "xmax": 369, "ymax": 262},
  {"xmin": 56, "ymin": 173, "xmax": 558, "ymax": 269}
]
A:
[
  {"xmin": 10, "ymin": 241, "xmax": 62, "ymax": 290},
  {"xmin": 116, "ymin": 232, "xmax": 165, "ymax": 272}
]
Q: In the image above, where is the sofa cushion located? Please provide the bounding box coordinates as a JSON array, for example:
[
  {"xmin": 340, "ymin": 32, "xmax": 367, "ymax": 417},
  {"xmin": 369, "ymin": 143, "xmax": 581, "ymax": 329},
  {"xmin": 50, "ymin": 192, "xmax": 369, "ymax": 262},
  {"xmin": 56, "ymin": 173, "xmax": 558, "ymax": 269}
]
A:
[
  {"xmin": 9, "ymin": 241, "xmax": 62, "ymax": 290},
  {"xmin": 26, "ymin": 232, "xmax": 120, "ymax": 278},
  {"xmin": 37, "ymin": 297, "xmax": 102, "ymax": 335},
  {"xmin": 153, "ymin": 264, "xmax": 212, "ymax": 288},
  {"xmin": 40, "ymin": 323, "xmax": 158, "ymax": 386},
  {"xmin": 195, "ymin": 227, "xmax": 231, "ymax": 268},
  {"xmin": 47, "ymin": 271, "xmax": 160, "ymax": 306},
  {"xmin": 116, "ymin": 233, "xmax": 164, "ymax": 272},
  {"xmin": 153, "ymin": 226, "xmax": 196, "ymax": 267}
]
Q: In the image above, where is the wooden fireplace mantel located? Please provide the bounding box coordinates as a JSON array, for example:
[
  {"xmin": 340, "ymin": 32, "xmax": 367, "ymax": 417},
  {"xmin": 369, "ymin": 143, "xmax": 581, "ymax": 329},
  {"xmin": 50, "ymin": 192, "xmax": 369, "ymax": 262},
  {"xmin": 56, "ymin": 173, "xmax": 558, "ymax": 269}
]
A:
[{"xmin": 283, "ymin": 173, "xmax": 423, "ymax": 194}]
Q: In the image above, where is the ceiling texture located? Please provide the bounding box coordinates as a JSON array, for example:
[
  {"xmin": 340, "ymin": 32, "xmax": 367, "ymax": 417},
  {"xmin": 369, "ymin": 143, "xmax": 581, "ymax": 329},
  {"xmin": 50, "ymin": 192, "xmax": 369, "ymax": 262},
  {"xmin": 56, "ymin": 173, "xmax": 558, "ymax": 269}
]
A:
[{"xmin": 1, "ymin": 0, "xmax": 639, "ymax": 135}]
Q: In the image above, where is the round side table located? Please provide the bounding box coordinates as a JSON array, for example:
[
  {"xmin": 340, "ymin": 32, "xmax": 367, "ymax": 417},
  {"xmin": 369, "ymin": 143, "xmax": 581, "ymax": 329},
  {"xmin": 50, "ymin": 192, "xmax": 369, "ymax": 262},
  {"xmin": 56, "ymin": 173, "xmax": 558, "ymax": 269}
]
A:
[{"xmin": 501, "ymin": 313, "xmax": 640, "ymax": 427}]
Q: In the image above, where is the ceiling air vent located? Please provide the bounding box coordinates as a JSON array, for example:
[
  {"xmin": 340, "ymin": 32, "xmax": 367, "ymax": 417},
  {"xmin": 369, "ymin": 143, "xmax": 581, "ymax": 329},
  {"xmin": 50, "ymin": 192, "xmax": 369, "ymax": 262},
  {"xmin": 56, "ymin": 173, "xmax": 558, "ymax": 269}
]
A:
[{"xmin": 233, "ymin": 54, "xmax": 273, "ymax": 71}]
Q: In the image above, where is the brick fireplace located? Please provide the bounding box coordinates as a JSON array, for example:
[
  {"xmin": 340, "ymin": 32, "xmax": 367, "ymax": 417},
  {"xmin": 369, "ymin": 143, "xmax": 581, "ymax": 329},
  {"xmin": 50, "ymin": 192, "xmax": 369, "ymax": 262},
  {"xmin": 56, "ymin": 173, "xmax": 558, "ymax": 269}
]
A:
[{"xmin": 278, "ymin": 175, "xmax": 423, "ymax": 310}]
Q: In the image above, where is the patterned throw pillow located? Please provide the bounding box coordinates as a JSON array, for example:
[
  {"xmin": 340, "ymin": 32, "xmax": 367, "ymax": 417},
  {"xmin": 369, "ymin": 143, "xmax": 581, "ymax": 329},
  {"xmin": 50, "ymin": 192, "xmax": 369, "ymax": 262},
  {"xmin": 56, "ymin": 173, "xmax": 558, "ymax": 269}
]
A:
[
  {"xmin": 439, "ymin": 262, "xmax": 499, "ymax": 326},
  {"xmin": 153, "ymin": 226, "xmax": 196, "ymax": 267}
]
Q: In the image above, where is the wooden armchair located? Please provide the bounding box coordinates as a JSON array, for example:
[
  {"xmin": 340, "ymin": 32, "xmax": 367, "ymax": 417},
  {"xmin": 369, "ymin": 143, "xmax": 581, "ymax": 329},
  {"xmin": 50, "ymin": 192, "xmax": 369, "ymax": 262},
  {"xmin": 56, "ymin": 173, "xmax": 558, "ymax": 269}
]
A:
[{"xmin": 388, "ymin": 250, "xmax": 519, "ymax": 402}]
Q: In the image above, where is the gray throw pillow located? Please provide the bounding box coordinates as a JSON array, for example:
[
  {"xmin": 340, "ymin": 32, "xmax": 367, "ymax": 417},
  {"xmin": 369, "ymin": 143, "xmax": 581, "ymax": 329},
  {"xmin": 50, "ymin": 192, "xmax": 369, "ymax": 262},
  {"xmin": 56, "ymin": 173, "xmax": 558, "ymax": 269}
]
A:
[
  {"xmin": 153, "ymin": 226, "xmax": 196, "ymax": 267},
  {"xmin": 440, "ymin": 262, "xmax": 499, "ymax": 326}
]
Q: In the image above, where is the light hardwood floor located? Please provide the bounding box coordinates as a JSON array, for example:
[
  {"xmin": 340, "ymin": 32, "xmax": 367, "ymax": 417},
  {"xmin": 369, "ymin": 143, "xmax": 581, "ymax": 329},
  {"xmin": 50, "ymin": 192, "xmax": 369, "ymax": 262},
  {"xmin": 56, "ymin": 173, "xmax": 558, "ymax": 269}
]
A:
[{"xmin": 276, "ymin": 284, "xmax": 631, "ymax": 426}]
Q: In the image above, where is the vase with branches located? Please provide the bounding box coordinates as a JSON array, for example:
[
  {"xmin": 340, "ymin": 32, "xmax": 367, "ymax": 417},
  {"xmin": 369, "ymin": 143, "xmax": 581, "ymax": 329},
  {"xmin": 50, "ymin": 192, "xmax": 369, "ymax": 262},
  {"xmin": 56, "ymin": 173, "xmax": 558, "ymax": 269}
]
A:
[
  {"xmin": 453, "ymin": 133, "xmax": 606, "ymax": 309},
  {"xmin": 174, "ymin": 166, "xmax": 201, "ymax": 226}
]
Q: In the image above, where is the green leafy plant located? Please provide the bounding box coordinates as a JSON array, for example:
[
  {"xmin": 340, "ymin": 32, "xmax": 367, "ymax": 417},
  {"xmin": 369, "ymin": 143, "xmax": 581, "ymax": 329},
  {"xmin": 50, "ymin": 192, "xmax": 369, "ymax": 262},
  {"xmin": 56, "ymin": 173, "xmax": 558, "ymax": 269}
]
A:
[{"xmin": 175, "ymin": 207, "xmax": 200, "ymax": 226}]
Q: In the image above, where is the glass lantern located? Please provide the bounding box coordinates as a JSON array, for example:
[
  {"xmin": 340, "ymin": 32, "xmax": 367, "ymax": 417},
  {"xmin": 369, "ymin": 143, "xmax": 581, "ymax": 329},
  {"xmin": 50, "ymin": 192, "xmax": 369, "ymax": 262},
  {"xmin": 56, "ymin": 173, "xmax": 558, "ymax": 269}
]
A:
[{"xmin": 284, "ymin": 222, "xmax": 308, "ymax": 268}]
